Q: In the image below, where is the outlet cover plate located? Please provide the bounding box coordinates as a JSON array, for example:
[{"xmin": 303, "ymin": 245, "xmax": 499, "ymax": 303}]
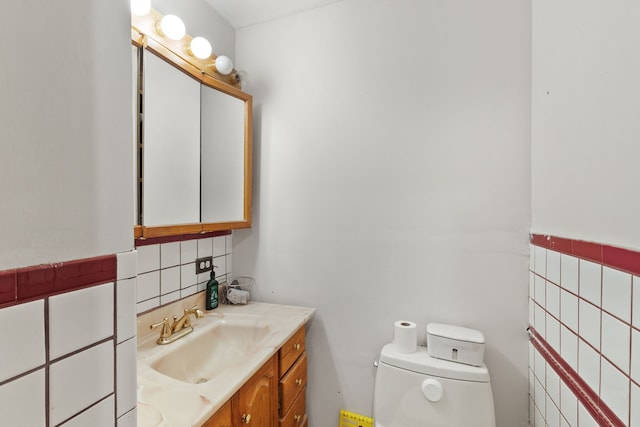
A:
[{"xmin": 195, "ymin": 256, "xmax": 213, "ymax": 274}]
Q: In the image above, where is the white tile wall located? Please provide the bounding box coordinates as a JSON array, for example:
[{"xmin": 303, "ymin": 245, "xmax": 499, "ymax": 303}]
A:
[
  {"xmin": 117, "ymin": 250, "xmax": 137, "ymax": 281},
  {"xmin": 0, "ymin": 369, "xmax": 46, "ymax": 427},
  {"xmin": 0, "ymin": 299, "xmax": 45, "ymax": 382},
  {"xmin": 49, "ymin": 341, "xmax": 114, "ymax": 425},
  {"xmin": 49, "ymin": 282, "xmax": 114, "ymax": 359},
  {"xmin": 60, "ymin": 396, "xmax": 115, "ymax": 427},
  {"xmin": 530, "ymin": 244, "xmax": 640, "ymax": 427},
  {"xmin": 117, "ymin": 277, "xmax": 137, "ymax": 343},
  {"xmin": 117, "ymin": 408, "xmax": 138, "ymax": 427},
  {"xmin": 116, "ymin": 338, "xmax": 137, "ymax": 418},
  {"xmin": 136, "ymin": 234, "xmax": 233, "ymax": 313}
]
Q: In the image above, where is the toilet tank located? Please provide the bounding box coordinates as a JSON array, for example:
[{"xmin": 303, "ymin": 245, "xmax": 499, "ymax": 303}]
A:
[{"xmin": 426, "ymin": 323, "xmax": 485, "ymax": 367}]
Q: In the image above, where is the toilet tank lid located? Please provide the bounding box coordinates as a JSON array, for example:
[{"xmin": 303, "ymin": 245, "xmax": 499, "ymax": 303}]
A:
[
  {"xmin": 426, "ymin": 323, "xmax": 485, "ymax": 344},
  {"xmin": 379, "ymin": 344, "xmax": 490, "ymax": 382}
]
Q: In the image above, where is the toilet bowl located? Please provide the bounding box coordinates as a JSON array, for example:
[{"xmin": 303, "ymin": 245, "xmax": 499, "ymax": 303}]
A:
[{"xmin": 373, "ymin": 343, "xmax": 496, "ymax": 427}]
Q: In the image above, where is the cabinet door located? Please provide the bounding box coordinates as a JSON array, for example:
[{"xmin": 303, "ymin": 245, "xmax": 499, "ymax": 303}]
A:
[
  {"xmin": 235, "ymin": 355, "xmax": 278, "ymax": 427},
  {"xmin": 202, "ymin": 399, "xmax": 232, "ymax": 427}
]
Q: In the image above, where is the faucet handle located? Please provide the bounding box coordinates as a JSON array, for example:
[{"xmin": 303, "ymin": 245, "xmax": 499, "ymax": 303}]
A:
[
  {"xmin": 150, "ymin": 317, "xmax": 172, "ymax": 338},
  {"xmin": 187, "ymin": 306, "xmax": 204, "ymax": 318}
]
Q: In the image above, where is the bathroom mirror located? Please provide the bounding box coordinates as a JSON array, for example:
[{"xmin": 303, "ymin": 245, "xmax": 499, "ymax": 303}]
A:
[{"xmin": 131, "ymin": 31, "xmax": 252, "ymax": 239}]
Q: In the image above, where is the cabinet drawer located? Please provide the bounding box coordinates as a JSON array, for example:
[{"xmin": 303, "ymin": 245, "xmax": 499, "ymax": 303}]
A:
[
  {"xmin": 279, "ymin": 326, "xmax": 305, "ymax": 377},
  {"xmin": 279, "ymin": 387, "xmax": 306, "ymax": 427},
  {"xmin": 279, "ymin": 352, "xmax": 307, "ymax": 415}
]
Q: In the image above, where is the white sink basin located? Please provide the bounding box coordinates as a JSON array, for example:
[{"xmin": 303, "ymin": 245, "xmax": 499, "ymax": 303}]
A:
[{"xmin": 150, "ymin": 318, "xmax": 270, "ymax": 384}]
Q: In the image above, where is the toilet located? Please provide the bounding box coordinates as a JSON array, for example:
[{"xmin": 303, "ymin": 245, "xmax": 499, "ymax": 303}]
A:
[{"xmin": 373, "ymin": 324, "xmax": 496, "ymax": 427}]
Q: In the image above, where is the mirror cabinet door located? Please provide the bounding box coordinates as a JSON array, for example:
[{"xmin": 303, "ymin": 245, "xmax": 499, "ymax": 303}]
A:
[
  {"xmin": 142, "ymin": 50, "xmax": 201, "ymax": 227},
  {"xmin": 200, "ymin": 84, "xmax": 246, "ymax": 223}
]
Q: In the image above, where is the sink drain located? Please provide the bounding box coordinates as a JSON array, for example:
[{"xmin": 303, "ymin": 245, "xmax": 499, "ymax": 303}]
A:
[{"xmin": 195, "ymin": 378, "xmax": 208, "ymax": 384}]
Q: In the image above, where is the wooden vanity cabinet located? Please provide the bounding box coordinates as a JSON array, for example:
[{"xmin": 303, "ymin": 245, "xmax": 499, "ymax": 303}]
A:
[
  {"xmin": 202, "ymin": 326, "xmax": 307, "ymax": 427},
  {"xmin": 278, "ymin": 326, "xmax": 307, "ymax": 427},
  {"xmin": 203, "ymin": 355, "xmax": 277, "ymax": 427}
]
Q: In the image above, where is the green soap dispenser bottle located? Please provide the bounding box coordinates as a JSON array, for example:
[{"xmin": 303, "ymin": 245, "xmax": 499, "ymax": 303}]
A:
[{"xmin": 205, "ymin": 269, "xmax": 218, "ymax": 310}]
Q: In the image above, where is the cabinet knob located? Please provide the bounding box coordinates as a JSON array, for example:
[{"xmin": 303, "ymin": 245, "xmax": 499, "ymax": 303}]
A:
[
  {"xmin": 295, "ymin": 378, "xmax": 303, "ymax": 386},
  {"xmin": 293, "ymin": 343, "xmax": 301, "ymax": 351},
  {"xmin": 242, "ymin": 413, "xmax": 251, "ymax": 424},
  {"xmin": 294, "ymin": 414, "xmax": 302, "ymax": 423}
]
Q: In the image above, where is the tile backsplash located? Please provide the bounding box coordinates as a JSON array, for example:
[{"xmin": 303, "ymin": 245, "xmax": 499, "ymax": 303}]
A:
[
  {"xmin": 135, "ymin": 234, "xmax": 233, "ymax": 313},
  {"xmin": 529, "ymin": 234, "xmax": 640, "ymax": 427}
]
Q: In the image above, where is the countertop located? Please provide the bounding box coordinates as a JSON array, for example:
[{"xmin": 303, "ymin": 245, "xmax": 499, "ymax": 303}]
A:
[{"xmin": 136, "ymin": 294, "xmax": 315, "ymax": 427}]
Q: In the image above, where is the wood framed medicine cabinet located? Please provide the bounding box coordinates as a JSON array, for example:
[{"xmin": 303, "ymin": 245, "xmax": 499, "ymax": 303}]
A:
[{"xmin": 132, "ymin": 10, "xmax": 252, "ymax": 240}]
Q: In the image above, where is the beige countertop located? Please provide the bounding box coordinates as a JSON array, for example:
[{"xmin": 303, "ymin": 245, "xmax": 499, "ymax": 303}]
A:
[{"xmin": 136, "ymin": 293, "xmax": 315, "ymax": 427}]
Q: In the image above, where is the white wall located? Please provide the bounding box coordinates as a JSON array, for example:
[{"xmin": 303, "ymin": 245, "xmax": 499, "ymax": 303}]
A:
[
  {"xmin": 0, "ymin": 0, "xmax": 133, "ymax": 269},
  {"xmin": 234, "ymin": 0, "xmax": 531, "ymax": 426},
  {"xmin": 532, "ymin": 0, "xmax": 640, "ymax": 251}
]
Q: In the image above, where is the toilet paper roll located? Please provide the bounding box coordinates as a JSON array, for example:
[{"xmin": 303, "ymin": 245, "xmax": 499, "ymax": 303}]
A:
[{"xmin": 392, "ymin": 320, "xmax": 418, "ymax": 354}]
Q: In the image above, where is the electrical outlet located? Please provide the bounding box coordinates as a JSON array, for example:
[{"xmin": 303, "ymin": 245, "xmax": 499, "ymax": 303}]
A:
[{"xmin": 195, "ymin": 256, "xmax": 214, "ymax": 274}]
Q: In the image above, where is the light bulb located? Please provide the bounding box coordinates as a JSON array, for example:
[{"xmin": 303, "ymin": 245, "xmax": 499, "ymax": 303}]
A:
[
  {"xmin": 158, "ymin": 15, "xmax": 186, "ymax": 41},
  {"xmin": 215, "ymin": 55, "xmax": 234, "ymax": 75},
  {"xmin": 130, "ymin": 0, "xmax": 150, "ymax": 16},
  {"xmin": 190, "ymin": 37, "xmax": 212, "ymax": 59}
]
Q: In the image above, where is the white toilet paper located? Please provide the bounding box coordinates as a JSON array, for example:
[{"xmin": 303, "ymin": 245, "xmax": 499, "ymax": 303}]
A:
[{"xmin": 392, "ymin": 320, "xmax": 418, "ymax": 353}]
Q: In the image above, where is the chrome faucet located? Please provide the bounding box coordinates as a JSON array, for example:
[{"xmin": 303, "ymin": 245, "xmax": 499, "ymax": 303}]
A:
[{"xmin": 150, "ymin": 306, "xmax": 204, "ymax": 345}]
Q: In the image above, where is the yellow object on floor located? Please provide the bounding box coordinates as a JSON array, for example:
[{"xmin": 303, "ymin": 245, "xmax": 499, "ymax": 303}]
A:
[{"xmin": 339, "ymin": 409, "xmax": 374, "ymax": 427}]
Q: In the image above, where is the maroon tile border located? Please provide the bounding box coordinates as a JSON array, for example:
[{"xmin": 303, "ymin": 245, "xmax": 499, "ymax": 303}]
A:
[
  {"xmin": 135, "ymin": 230, "xmax": 231, "ymax": 247},
  {"xmin": 0, "ymin": 255, "xmax": 117, "ymax": 309},
  {"xmin": 529, "ymin": 327, "xmax": 625, "ymax": 427},
  {"xmin": 530, "ymin": 234, "xmax": 640, "ymax": 276}
]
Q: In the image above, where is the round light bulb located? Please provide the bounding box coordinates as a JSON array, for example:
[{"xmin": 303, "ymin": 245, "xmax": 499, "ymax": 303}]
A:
[
  {"xmin": 215, "ymin": 55, "xmax": 234, "ymax": 75},
  {"xmin": 130, "ymin": 0, "xmax": 150, "ymax": 16},
  {"xmin": 190, "ymin": 37, "xmax": 212, "ymax": 59},
  {"xmin": 159, "ymin": 15, "xmax": 186, "ymax": 41}
]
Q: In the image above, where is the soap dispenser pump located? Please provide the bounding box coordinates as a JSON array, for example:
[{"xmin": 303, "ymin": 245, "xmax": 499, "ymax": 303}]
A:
[{"xmin": 205, "ymin": 268, "xmax": 219, "ymax": 310}]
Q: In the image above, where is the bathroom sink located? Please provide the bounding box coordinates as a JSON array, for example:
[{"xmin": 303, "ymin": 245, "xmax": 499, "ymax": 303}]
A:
[{"xmin": 150, "ymin": 319, "xmax": 270, "ymax": 384}]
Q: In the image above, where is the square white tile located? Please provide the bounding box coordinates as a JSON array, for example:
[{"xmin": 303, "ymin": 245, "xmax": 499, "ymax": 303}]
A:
[
  {"xmin": 529, "ymin": 244, "xmax": 535, "ymax": 271},
  {"xmin": 136, "ymin": 297, "xmax": 159, "ymax": 314},
  {"xmin": 529, "ymin": 272, "xmax": 535, "ymax": 299},
  {"xmin": 49, "ymin": 341, "xmax": 114, "ymax": 426},
  {"xmin": 160, "ymin": 291, "xmax": 181, "ymax": 305},
  {"xmin": 560, "ymin": 254, "xmax": 579, "ymax": 294},
  {"xmin": 534, "ymin": 347, "xmax": 546, "ymax": 384},
  {"xmin": 534, "ymin": 246, "xmax": 546, "ymax": 276},
  {"xmin": 49, "ymin": 283, "xmax": 114, "ymax": 359},
  {"xmin": 546, "ymin": 364, "xmax": 560, "ymax": 407},
  {"xmin": 633, "ymin": 276, "xmax": 640, "ymax": 329},
  {"xmin": 214, "ymin": 254, "xmax": 227, "ymax": 277},
  {"xmin": 0, "ymin": 300, "xmax": 45, "ymax": 382},
  {"xmin": 631, "ymin": 328, "xmax": 640, "ymax": 384},
  {"xmin": 547, "ymin": 313, "xmax": 561, "ymax": 354},
  {"xmin": 197, "ymin": 237, "xmax": 213, "ymax": 257},
  {"xmin": 117, "ymin": 408, "xmax": 137, "ymax": 427},
  {"xmin": 600, "ymin": 312, "xmax": 630, "ymax": 374},
  {"xmin": 160, "ymin": 242, "xmax": 181, "ymax": 268},
  {"xmin": 561, "ymin": 325, "xmax": 578, "ymax": 371},
  {"xmin": 181, "ymin": 262, "xmax": 197, "ymax": 288},
  {"xmin": 213, "ymin": 236, "xmax": 226, "ymax": 257},
  {"xmin": 160, "ymin": 266, "xmax": 180, "ymax": 295},
  {"xmin": 579, "ymin": 300, "xmax": 601, "ymax": 350},
  {"xmin": 547, "ymin": 282, "xmax": 560, "ymax": 318},
  {"xmin": 116, "ymin": 278, "xmax": 137, "ymax": 343},
  {"xmin": 534, "ymin": 375, "xmax": 546, "ymax": 419},
  {"xmin": 136, "ymin": 244, "xmax": 160, "ymax": 274},
  {"xmin": 116, "ymin": 339, "xmax": 137, "ymax": 417},
  {"xmin": 535, "ymin": 303, "xmax": 546, "ymax": 338},
  {"xmin": 226, "ymin": 234, "xmax": 233, "ymax": 254},
  {"xmin": 116, "ymin": 250, "xmax": 137, "ymax": 281},
  {"xmin": 535, "ymin": 274, "xmax": 546, "ymax": 307},
  {"xmin": 560, "ymin": 289, "xmax": 578, "ymax": 332},
  {"xmin": 60, "ymin": 395, "xmax": 114, "ymax": 427},
  {"xmin": 560, "ymin": 381, "xmax": 578, "ymax": 427},
  {"xmin": 602, "ymin": 266, "xmax": 632, "ymax": 323},
  {"xmin": 546, "ymin": 394, "xmax": 560, "ymax": 427},
  {"xmin": 578, "ymin": 339, "xmax": 600, "ymax": 394},
  {"xmin": 0, "ymin": 369, "xmax": 45, "ymax": 427},
  {"xmin": 600, "ymin": 358, "xmax": 630, "ymax": 424},
  {"xmin": 579, "ymin": 260, "xmax": 602, "ymax": 306},
  {"xmin": 631, "ymin": 381, "xmax": 639, "ymax": 427},
  {"xmin": 547, "ymin": 250, "xmax": 561, "ymax": 285},
  {"xmin": 529, "ymin": 298, "xmax": 535, "ymax": 326},
  {"xmin": 180, "ymin": 239, "xmax": 198, "ymax": 265},
  {"xmin": 136, "ymin": 271, "xmax": 160, "ymax": 302},
  {"xmin": 181, "ymin": 285, "xmax": 198, "ymax": 298}
]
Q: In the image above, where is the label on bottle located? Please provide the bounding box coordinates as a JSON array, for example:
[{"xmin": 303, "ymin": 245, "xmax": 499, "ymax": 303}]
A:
[{"xmin": 209, "ymin": 284, "xmax": 218, "ymax": 309}]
